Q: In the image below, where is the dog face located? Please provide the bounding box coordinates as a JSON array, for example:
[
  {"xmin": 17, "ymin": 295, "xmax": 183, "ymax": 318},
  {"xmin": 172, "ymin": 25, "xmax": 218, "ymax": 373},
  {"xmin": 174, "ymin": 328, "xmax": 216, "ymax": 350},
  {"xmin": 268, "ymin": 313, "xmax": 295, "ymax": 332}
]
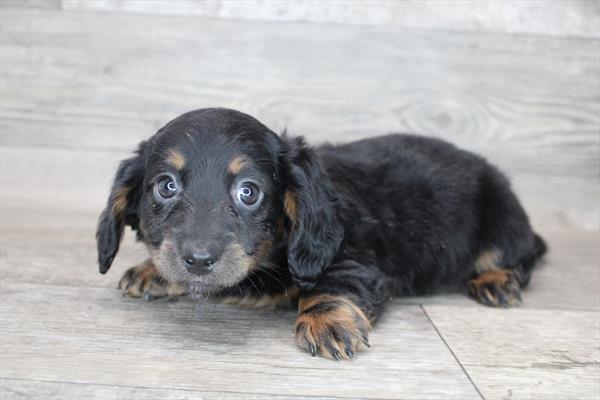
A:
[{"xmin": 96, "ymin": 109, "xmax": 344, "ymax": 293}]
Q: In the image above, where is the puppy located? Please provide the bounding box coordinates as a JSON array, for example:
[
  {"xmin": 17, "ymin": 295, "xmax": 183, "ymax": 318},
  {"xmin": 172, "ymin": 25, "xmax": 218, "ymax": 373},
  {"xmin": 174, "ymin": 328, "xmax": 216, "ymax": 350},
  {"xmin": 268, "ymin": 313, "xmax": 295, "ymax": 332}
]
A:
[{"xmin": 97, "ymin": 108, "xmax": 546, "ymax": 360}]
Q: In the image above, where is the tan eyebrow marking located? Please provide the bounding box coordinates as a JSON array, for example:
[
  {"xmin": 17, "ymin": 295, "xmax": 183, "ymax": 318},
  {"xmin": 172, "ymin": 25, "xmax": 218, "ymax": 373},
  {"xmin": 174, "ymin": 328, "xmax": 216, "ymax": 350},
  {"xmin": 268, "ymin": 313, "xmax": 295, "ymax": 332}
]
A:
[
  {"xmin": 166, "ymin": 149, "xmax": 186, "ymax": 170},
  {"xmin": 228, "ymin": 155, "xmax": 251, "ymax": 175}
]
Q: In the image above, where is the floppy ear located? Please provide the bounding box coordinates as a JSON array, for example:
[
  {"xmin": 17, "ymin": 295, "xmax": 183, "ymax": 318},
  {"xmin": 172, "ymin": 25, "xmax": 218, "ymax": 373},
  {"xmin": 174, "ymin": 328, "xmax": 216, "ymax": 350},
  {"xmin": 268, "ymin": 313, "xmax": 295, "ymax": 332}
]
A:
[
  {"xmin": 96, "ymin": 145, "xmax": 146, "ymax": 274},
  {"xmin": 281, "ymin": 136, "xmax": 344, "ymax": 290}
]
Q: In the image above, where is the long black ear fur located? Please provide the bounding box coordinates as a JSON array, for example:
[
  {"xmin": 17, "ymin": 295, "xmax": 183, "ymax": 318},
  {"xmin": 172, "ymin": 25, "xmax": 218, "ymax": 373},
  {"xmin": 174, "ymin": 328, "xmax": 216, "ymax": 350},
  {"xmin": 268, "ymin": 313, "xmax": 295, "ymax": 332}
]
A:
[
  {"xmin": 281, "ymin": 136, "xmax": 344, "ymax": 290},
  {"xmin": 96, "ymin": 144, "xmax": 146, "ymax": 274}
]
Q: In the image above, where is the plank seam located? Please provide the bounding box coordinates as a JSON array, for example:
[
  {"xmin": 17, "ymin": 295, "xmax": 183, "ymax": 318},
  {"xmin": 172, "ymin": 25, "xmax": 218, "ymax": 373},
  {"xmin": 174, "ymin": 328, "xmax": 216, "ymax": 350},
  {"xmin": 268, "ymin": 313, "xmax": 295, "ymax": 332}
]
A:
[{"xmin": 421, "ymin": 305, "xmax": 486, "ymax": 400}]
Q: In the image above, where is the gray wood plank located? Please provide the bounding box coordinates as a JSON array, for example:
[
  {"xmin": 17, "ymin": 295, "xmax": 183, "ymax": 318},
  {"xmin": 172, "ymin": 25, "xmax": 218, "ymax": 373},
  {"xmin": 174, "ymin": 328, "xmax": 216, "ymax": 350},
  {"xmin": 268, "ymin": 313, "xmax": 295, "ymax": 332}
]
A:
[
  {"xmin": 0, "ymin": 147, "xmax": 127, "ymax": 213},
  {"xmin": 1, "ymin": 10, "xmax": 598, "ymax": 228},
  {"xmin": 1, "ymin": 141, "xmax": 598, "ymax": 235},
  {"xmin": 1, "ymin": 147, "xmax": 599, "ymax": 312},
  {"xmin": 0, "ymin": 377, "xmax": 350, "ymax": 400},
  {"xmin": 3, "ymin": 204, "xmax": 599, "ymax": 311},
  {"xmin": 0, "ymin": 205, "xmax": 146, "ymax": 289},
  {"xmin": 1, "ymin": 9, "xmax": 597, "ymax": 174},
  {"xmin": 0, "ymin": 0, "xmax": 60, "ymax": 10},
  {"xmin": 424, "ymin": 305, "xmax": 600, "ymax": 400},
  {"xmin": 61, "ymin": 0, "xmax": 600, "ymax": 39},
  {"xmin": 0, "ymin": 282, "xmax": 481, "ymax": 400}
]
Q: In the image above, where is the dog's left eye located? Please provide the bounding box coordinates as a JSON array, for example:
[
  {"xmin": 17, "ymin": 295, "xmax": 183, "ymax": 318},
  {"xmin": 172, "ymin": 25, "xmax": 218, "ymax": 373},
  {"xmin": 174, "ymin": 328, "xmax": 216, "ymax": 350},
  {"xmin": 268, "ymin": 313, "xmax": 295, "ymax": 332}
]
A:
[
  {"xmin": 155, "ymin": 175, "xmax": 178, "ymax": 200},
  {"xmin": 237, "ymin": 182, "xmax": 261, "ymax": 206}
]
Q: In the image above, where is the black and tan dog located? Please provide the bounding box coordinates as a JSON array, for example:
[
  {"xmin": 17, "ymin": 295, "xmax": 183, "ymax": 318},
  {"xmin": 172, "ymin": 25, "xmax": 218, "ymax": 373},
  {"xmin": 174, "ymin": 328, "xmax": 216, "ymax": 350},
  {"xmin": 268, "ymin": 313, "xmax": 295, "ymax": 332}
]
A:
[{"xmin": 97, "ymin": 108, "xmax": 546, "ymax": 360}]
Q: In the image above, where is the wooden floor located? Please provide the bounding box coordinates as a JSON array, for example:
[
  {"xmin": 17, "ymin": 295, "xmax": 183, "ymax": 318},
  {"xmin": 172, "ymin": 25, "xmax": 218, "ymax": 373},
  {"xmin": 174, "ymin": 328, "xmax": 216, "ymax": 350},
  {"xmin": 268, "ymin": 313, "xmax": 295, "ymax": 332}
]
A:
[{"xmin": 1, "ymin": 3, "xmax": 599, "ymax": 400}]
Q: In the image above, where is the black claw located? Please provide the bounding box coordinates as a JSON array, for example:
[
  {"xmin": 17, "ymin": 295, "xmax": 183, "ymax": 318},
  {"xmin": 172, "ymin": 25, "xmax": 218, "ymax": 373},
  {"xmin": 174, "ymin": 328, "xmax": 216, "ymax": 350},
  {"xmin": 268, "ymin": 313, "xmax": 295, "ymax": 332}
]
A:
[
  {"xmin": 143, "ymin": 293, "xmax": 157, "ymax": 301},
  {"xmin": 345, "ymin": 349, "xmax": 354, "ymax": 359},
  {"xmin": 479, "ymin": 287, "xmax": 495, "ymax": 307},
  {"xmin": 361, "ymin": 335, "xmax": 370, "ymax": 348},
  {"xmin": 496, "ymin": 289, "xmax": 507, "ymax": 306},
  {"xmin": 309, "ymin": 344, "xmax": 316, "ymax": 357},
  {"xmin": 468, "ymin": 283, "xmax": 477, "ymax": 296},
  {"xmin": 514, "ymin": 290, "xmax": 522, "ymax": 302},
  {"xmin": 332, "ymin": 350, "xmax": 341, "ymax": 361}
]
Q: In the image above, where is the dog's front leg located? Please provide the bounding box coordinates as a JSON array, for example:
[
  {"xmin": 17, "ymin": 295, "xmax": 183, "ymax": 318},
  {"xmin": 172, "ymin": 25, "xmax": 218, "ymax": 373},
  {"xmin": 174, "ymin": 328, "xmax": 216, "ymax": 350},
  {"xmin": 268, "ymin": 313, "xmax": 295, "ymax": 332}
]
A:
[
  {"xmin": 294, "ymin": 259, "xmax": 387, "ymax": 360},
  {"xmin": 119, "ymin": 259, "xmax": 186, "ymax": 300}
]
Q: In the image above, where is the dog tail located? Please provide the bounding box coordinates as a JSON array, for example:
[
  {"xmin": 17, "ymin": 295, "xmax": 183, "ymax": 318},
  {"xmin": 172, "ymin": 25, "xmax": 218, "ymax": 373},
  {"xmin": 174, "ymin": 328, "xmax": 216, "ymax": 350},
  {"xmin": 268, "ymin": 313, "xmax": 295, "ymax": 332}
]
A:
[
  {"xmin": 533, "ymin": 233, "xmax": 548, "ymax": 259},
  {"xmin": 517, "ymin": 233, "xmax": 547, "ymax": 289}
]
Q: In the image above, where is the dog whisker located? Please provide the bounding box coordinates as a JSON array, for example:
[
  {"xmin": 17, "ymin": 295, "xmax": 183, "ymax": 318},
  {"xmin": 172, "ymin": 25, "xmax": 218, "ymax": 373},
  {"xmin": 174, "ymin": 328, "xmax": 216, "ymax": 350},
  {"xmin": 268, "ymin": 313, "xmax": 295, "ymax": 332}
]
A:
[{"xmin": 254, "ymin": 265, "xmax": 288, "ymax": 293}]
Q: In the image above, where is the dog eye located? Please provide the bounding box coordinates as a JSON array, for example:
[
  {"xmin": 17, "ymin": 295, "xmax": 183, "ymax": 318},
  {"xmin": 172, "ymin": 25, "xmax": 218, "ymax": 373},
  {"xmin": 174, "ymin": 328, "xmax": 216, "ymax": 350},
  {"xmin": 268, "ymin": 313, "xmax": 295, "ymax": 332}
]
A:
[
  {"xmin": 155, "ymin": 175, "xmax": 178, "ymax": 200},
  {"xmin": 237, "ymin": 182, "xmax": 261, "ymax": 206}
]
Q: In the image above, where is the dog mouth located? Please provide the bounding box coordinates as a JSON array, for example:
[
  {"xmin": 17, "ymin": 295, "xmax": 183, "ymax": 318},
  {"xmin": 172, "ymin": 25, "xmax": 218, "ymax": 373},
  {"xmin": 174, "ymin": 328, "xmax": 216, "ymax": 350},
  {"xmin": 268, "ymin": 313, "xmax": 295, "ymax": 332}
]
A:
[{"xmin": 151, "ymin": 240, "xmax": 255, "ymax": 293}]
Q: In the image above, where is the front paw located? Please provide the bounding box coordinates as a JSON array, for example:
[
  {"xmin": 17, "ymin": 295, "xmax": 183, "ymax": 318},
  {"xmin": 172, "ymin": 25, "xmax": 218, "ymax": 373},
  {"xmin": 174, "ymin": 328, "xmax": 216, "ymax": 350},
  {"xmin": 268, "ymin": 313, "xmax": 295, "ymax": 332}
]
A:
[
  {"xmin": 295, "ymin": 294, "xmax": 371, "ymax": 360},
  {"xmin": 118, "ymin": 259, "xmax": 185, "ymax": 300}
]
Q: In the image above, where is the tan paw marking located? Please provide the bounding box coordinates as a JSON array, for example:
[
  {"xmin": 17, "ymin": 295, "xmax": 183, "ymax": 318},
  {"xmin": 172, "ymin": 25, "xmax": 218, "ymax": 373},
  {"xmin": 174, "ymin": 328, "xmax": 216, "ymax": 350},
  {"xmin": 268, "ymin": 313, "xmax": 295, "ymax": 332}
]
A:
[
  {"xmin": 295, "ymin": 294, "xmax": 371, "ymax": 360},
  {"xmin": 118, "ymin": 260, "xmax": 186, "ymax": 300},
  {"xmin": 469, "ymin": 269, "xmax": 522, "ymax": 307}
]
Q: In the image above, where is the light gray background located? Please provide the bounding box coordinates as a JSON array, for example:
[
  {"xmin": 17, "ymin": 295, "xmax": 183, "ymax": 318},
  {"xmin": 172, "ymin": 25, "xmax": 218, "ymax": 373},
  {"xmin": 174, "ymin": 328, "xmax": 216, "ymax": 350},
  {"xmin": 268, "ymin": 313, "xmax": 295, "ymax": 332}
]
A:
[{"xmin": 2, "ymin": 0, "xmax": 598, "ymax": 230}]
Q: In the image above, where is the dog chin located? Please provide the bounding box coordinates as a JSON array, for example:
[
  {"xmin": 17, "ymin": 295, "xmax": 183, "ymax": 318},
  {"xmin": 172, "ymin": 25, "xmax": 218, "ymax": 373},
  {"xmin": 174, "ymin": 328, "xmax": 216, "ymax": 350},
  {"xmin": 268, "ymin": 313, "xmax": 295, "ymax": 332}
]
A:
[
  {"xmin": 181, "ymin": 280, "xmax": 212, "ymax": 297},
  {"xmin": 182, "ymin": 272, "xmax": 252, "ymax": 297}
]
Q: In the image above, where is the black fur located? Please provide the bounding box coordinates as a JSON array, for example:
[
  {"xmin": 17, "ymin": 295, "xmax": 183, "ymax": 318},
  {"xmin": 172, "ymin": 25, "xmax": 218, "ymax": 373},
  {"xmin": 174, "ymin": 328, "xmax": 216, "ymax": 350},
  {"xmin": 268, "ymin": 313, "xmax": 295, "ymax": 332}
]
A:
[
  {"xmin": 97, "ymin": 108, "xmax": 546, "ymax": 357},
  {"xmin": 97, "ymin": 146, "xmax": 146, "ymax": 273},
  {"xmin": 281, "ymin": 135, "xmax": 345, "ymax": 291}
]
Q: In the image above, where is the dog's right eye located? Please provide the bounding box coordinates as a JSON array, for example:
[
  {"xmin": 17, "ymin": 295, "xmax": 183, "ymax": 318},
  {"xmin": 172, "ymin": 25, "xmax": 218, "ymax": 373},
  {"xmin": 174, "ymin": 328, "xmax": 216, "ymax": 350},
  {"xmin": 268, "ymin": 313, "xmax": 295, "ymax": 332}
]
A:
[{"xmin": 154, "ymin": 175, "xmax": 178, "ymax": 200}]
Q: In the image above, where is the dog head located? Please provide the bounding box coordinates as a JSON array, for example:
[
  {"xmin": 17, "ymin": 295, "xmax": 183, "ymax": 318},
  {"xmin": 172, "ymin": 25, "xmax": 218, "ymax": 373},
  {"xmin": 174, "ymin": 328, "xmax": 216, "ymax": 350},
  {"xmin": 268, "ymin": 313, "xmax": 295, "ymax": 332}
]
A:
[{"xmin": 96, "ymin": 108, "xmax": 343, "ymax": 292}]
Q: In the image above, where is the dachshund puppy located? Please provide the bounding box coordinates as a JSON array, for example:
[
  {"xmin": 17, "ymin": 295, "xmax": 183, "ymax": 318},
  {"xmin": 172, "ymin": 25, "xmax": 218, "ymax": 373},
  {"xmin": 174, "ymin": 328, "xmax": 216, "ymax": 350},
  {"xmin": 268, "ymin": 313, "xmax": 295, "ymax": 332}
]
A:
[{"xmin": 97, "ymin": 108, "xmax": 546, "ymax": 360}]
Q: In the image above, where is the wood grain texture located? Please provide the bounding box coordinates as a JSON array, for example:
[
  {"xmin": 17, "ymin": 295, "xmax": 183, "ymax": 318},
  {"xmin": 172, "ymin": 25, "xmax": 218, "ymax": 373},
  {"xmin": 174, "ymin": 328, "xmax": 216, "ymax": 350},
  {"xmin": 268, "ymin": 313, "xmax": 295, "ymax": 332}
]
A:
[
  {"xmin": 0, "ymin": 378, "xmax": 352, "ymax": 400},
  {"xmin": 61, "ymin": 0, "xmax": 600, "ymax": 39},
  {"xmin": 1, "ymin": 139, "xmax": 598, "ymax": 233},
  {"xmin": 1, "ymin": 10, "xmax": 598, "ymax": 228},
  {"xmin": 1, "ymin": 7, "xmax": 599, "ymax": 399},
  {"xmin": 424, "ymin": 305, "xmax": 600, "ymax": 400},
  {"xmin": 2, "ymin": 200, "xmax": 598, "ymax": 313},
  {"xmin": 0, "ymin": 147, "xmax": 127, "ymax": 213},
  {"xmin": 0, "ymin": 282, "xmax": 481, "ymax": 400},
  {"xmin": 0, "ymin": 205, "xmax": 147, "ymax": 289},
  {"xmin": 0, "ymin": 0, "xmax": 60, "ymax": 10}
]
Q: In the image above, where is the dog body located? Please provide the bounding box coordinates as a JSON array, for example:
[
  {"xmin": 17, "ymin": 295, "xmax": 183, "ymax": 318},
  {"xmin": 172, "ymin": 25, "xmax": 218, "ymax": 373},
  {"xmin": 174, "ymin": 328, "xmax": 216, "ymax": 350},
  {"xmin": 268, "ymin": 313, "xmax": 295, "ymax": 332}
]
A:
[{"xmin": 97, "ymin": 108, "xmax": 546, "ymax": 359}]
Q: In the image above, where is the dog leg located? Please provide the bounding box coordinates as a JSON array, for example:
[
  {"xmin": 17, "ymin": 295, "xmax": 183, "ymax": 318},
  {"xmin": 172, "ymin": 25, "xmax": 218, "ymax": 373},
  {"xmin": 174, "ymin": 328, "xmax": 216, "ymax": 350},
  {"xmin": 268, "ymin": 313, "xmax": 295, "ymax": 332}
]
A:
[
  {"xmin": 293, "ymin": 260, "xmax": 386, "ymax": 360},
  {"xmin": 118, "ymin": 259, "xmax": 186, "ymax": 301},
  {"xmin": 295, "ymin": 293, "xmax": 372, "ymax": 360}
]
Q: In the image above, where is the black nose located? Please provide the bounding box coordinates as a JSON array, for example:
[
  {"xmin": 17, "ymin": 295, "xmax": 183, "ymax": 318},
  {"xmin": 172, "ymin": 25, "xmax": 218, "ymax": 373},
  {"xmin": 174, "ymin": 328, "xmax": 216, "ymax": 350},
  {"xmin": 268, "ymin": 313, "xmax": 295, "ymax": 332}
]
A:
[{"xmin": 182, "ymin": 247, "xmax": 219, "ymax": 276}]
